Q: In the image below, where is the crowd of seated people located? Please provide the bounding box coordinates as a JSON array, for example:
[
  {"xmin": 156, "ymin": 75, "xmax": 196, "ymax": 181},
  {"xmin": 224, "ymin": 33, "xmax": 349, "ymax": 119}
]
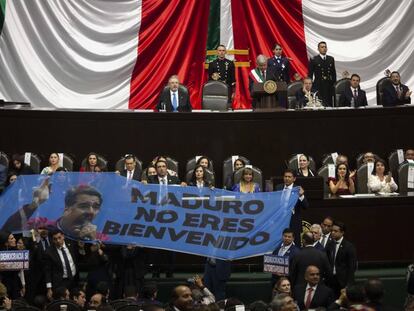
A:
[{"xmin": 0, "ymin": 214, "xmax": 410, "ymax": 310}]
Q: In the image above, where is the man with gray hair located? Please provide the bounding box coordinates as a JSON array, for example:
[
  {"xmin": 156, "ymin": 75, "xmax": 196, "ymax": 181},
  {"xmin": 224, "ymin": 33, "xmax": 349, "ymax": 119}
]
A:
[
  {"xmin": 156, "ymin": 75, "xmax": 192, "ymax": 112},
  {"xmin": 270, "ymin": 293, "xmax": 298, "ymax": 311},
  {"xmin": 310, "ymin": 224, "xmax": 324, "ymax": 251},
  {"xmin": 249, "ymin": 54, "xmax": 269, "ymax": 108}
]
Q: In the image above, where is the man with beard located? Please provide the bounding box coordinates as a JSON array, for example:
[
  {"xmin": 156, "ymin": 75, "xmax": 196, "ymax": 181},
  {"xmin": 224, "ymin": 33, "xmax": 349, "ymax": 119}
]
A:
[{"xmin": 2, "ymin": 179, "xmax": 102, "ymax": 241}]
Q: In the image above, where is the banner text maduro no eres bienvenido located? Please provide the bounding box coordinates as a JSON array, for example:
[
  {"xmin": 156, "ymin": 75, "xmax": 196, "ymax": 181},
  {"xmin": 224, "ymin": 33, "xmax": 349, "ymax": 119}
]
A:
[{"xmin": 0, "ymin": 173, "xmax": 299, "ymax": 260}]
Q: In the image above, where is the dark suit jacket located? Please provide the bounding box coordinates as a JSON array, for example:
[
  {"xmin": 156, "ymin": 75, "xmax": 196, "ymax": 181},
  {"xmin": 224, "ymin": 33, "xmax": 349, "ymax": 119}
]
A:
[
  {"xmin": 382, "ymin": 83, "xmax": 411, "ymax": 106},
  {"xmin": 308, "ymin": 55, "xmax": 336, "ymax": 88},
  {"xmin": 275, "ymin": 184, "xmax": 309, "ymax": 245},
  {"xmin": 294, "ymin": 283, "xmax": 335, "ymax": 310},
  {"xmin": 338, "ymin": 87, "xmax": 368, "ymax": 107},
  {"xmin": 289, "ymin": 246, "xmax": 332, "ymax": 287},
  {"xmin": 314, "ymin": 241, "xmax": 325, "ymax": 252},
  {"xmin": 147, "ymin": 174, "xmax": 180, "ymax": 185},
  {"xmin": 156, "ymin": 88, "xmax": 192, "ymax": 112},
  {"xmin": 272, "ymin": 244, "xmax": 300, "ymax": 260},
  {"xmin": 295, "ymin": 89, "xmax": 315, "ymax": 108},
  {"xmin": 326, "ymin": 238, "xmax": 357, "ymax": 288},
  {"xmin": 120, "ymin": 169, "xmax": 141, "ymax": 182},
  {"xmin": 267, "ymin": 56, "xmax": 290, "ymax": 83},
  {"xmin": 44, "ymin": 241, "xmax": 82, "ymax": 289}
]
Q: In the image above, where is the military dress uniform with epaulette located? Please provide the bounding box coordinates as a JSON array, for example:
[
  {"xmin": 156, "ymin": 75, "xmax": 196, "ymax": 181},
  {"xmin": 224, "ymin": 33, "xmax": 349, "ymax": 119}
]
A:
[
  {"xmin": 308, "ymin": 55, "xmax": 337, "ymax": 106},
  {"xmin": 267, "ymin": 56, "xmax": 290, "ymax": 108},
  {"xmin": 208, "ymin": 58, "xmax": 235, "ymax": 102}
]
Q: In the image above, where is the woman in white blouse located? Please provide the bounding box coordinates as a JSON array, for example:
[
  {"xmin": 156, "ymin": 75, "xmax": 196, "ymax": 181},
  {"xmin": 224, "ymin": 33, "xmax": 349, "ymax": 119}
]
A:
[
  {"xmin": 368, "ymin": 159, "xmax": 398, "ymax": 193},
  {"xmin": 40, "ymin": 153, "xmax": 60, "ymax": 175}
]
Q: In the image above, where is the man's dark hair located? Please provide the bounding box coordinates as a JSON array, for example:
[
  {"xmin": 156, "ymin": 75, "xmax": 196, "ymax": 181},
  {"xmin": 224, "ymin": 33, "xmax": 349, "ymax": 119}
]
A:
[
  {"xmin": 249, "ymin": 300, "xmax": 268, "ymax": 311},
  {"xmin": 323, "ymin": 216, "xmax": 334, "ymax": 223},
  {"xmin": 33, "ymin": 295, "xmax": 48, "ymax": 310},
  {"xmin": 53, "ymin": 286, "xmax": 68, "ymax": 300},
  {"xmin": 390, "ymin": 71, "xmax": 400, "ymax": 77},
  {"xmin": 333, "ymin": 221, "xmax": 346, "ymax": 233},
  {"xmin": 318, "ymin": 41, "xmax": 327, "ymax": 48},
  {"xmin": 283, "ymin": 168, "xmax": 295, "ymax": 176},
  {"xmin": 125, "ymin": 155, "xmax": 136, "ymax": 162},
  {"xmin": 142, "ymin": 281, "xmax": 158, "ymax": 299},
  {"xmin": 65, "ymin": 185, "xmax": 102, "ymax": 207},
  {"xmin": 302, "ymin": 231, "xmax": 314, "ymax": 246},
  {"xmin": 124, "ymin": 285, "xmax": 138, "ymax": 298},
  {"xmin": 346, "ymin": 284, "xmax": 366, "ymax": 303},
  {"xmin": 155, "ymin": 159, "xmax": 168, "ymax": 169},
  {"xmin": 55, "ymin": 167, "xmax": 68, "ymax": 172},
  {"xmin": 282, "ymin": 228, "xmax": 294, "ymax": 236},
  {"xmin": 350, "ymin": 74, "xmax": 360, "ymax": 80},
  {"xmin": 96, "ymin": 281, "xmax": 109, "ymax": 302},
  {"xmin": 364, "ymin": 278, "xmax": 384, "ymax": 302},
  {"xmin": 273, "ymin": 43, "xmax": 282, "ymax": 50},
  {"xmin": 70, "ymin": 287, "xmax": 84, "ymax": 300},
  {"xmin": 50, "ymin": 229, "xmax": 64, "ymax": 237}
]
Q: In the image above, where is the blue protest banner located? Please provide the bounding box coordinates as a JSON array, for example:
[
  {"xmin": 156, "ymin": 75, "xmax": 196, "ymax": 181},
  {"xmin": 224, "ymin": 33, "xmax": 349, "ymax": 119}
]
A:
[{"xmin": 0, "ymin": 173, "xmax": 299, "ymax": 260}]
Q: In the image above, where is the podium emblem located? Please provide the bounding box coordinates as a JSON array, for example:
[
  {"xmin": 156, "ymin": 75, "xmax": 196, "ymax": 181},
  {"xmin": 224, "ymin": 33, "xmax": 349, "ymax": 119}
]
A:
[{"xmin": 264, "ymin": 80, "xmax": 277, "ymax": 94}]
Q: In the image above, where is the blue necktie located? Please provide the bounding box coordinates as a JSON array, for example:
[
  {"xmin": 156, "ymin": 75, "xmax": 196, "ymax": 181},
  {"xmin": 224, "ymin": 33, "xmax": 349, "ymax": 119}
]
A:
[{"xmin": 172, "ymin": 92, "xmax": 178, "ymax": 111}]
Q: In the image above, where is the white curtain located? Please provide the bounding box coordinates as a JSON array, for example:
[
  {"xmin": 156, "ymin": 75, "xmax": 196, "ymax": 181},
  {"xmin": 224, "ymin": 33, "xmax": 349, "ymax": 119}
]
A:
[
  {"xmin": 303, "ymin": 0, "xmax": 414, "ymax": 105},
  {"xmin": 0, "ymin": 0, "xmax": 141, "ymax": 109}
]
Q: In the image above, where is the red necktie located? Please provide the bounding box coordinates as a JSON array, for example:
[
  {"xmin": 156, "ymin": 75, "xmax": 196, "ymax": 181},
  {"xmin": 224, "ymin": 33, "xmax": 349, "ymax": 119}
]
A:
[{"xmin": 305, "ymin": 287, "xmax": 313, "ymax": 309}]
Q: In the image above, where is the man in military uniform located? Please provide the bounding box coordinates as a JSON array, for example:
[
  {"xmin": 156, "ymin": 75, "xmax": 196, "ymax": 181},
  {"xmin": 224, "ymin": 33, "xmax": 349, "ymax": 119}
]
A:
[
  {"xmin": 308, "ymin": 41, "xmax": 337, "ymax": 107},
  {"xmin": 267, "ymin": 43, "xmax": 290, "ymax": 108},
  {"xmin": 208, "ymin": 45, "xmax": 235, "ymax": 102}
]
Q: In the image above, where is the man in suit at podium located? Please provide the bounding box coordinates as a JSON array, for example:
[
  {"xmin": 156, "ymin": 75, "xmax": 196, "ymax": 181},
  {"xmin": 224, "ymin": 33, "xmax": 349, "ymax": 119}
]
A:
[
  {"xmin": 249, "ymin": 54, "xmax": 269, "ymax": 108},
  {"xmin": 338, "ymin": 74, "xmax": 368, "ymax": 107},
  {"xmin": 308, "ymin": 41, "xmax": 337, "ymax": 106},
  {"xmin": 156, "ymin": 75, "xmax": 192, "ymax": 112},
  {"xmin": 267, "ymin": 43, "xmax": 290, "ymax": 108}
]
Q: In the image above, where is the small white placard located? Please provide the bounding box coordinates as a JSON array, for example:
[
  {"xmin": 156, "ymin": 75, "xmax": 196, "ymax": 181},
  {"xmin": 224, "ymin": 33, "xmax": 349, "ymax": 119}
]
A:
[
  {"xmin": 397, "ymin": 149, "xmax": 404, "ymax": 164},
  {"xmin": 231, "ymin": 155, "xmax": 239, "ymax": 171},
  {"xmin": 367, "ymin": 162, "xmax": 374, "ymax": 178},
  {"xmin": 58, "ymin": 153, "xmax": 64, "ymax": 167},
  {"xmin": 245, "ymin": 164, "xmax": 253, "ymax": 169},
  {"xmin": 331, "ymin": 152, "xmax": 338, "ymax": 164},
  {"xmin": 328, "ymin": 164, "xmax": 336, "ymax": 178},
  {"xmin": 296, "ymin": 154, "xmax": 301, "ymax": 168},
  {"xmin": 24, "ymin": 152, "xmax": 31, "ymax": 166},
  {"xmin": 408, "ymin": 163, "xmax": 414, "ymax": 189}
]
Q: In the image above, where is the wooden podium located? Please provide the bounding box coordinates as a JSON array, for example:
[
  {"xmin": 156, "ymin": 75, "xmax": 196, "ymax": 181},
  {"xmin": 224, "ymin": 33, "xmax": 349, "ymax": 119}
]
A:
[{"xmin": 252, "ymin": 81, "xmax": 287, "ymax": 110}]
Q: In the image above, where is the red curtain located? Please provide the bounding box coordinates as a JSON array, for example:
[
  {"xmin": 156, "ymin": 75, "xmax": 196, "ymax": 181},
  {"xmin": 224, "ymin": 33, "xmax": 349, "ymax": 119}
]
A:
[
  {"xmin": 231, "ymin": 0, "xmax": 308, "ymax": 109},
  {"xmin": 129, "ymin": 0, "xmax": 210, "ymax": 109}
]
